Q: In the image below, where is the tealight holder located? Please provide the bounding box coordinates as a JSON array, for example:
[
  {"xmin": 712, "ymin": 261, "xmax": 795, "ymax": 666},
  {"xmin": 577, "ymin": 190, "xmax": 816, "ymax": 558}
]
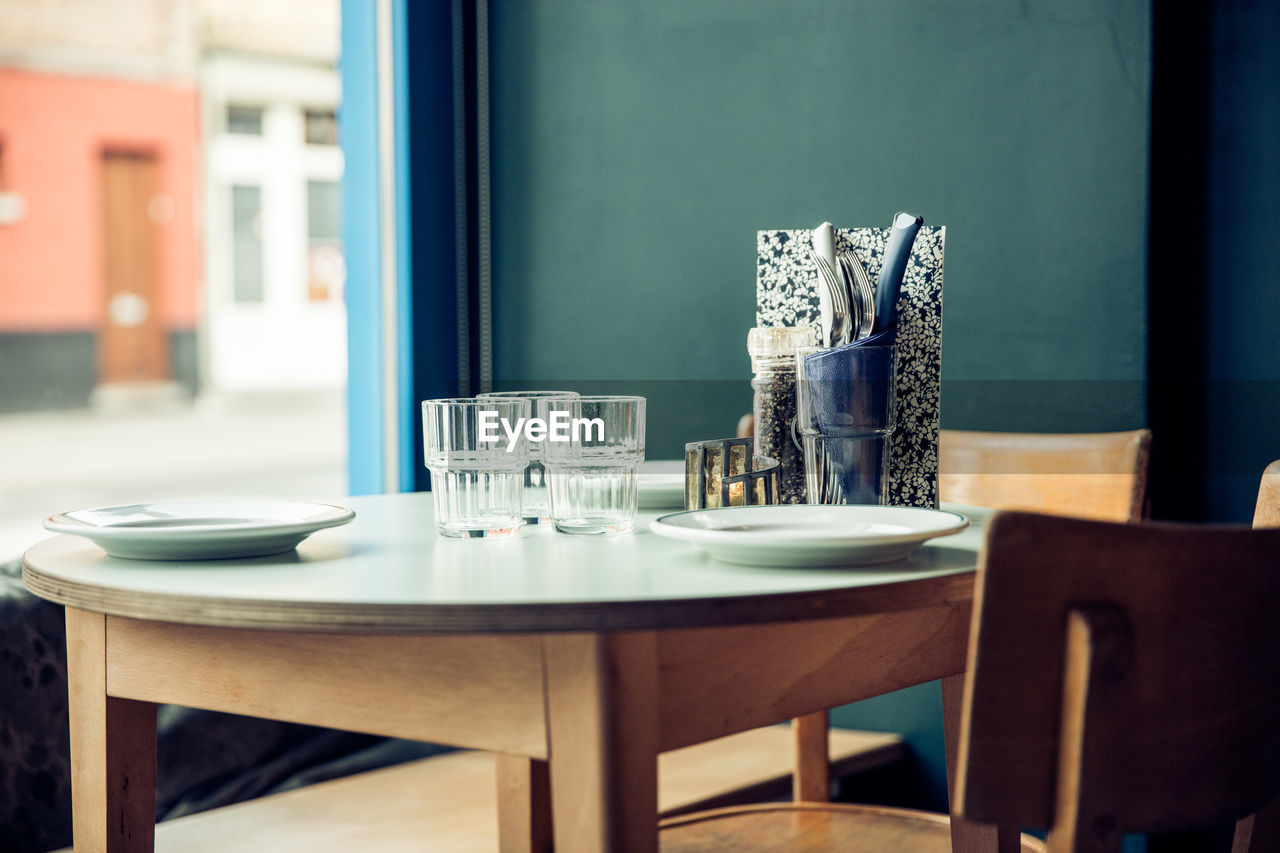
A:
[{"xmin": 684, "ymin": 437, "xmax": 780, "ymax": 510}]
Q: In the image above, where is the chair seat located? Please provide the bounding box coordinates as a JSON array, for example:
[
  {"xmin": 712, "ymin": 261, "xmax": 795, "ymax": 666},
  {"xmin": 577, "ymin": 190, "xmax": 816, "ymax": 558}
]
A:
[{"xmin": 660, "ymin": 802, "xmax": 1047, "ymax": 852}]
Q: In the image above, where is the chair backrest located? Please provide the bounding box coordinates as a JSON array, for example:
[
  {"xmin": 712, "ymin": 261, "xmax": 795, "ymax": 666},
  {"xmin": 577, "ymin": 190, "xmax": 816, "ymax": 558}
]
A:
[
  {"xmin": 954, "ymin": 510, "xmax": 1280, "ymax": 850},
  {"xmin": 938, "ymin": 429, "xmax": 1152, "ymax": 522},
  {"xmin": 1256, "ymin": 460, "xmax": 1280, "ymax": 528},
  {"xmin": 1239, "ymin": 460, "xmax": 1280, "ymax": 850}
]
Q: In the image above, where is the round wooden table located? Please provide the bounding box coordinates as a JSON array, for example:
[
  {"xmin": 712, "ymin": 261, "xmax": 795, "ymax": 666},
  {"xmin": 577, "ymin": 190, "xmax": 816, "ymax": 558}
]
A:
[{"xmin": 24, "ymin": 493, "xmax": 991, "ymax": 852}]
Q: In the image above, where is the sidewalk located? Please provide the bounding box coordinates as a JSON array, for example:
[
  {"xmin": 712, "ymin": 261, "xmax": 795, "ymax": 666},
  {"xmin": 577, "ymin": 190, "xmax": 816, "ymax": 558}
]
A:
[{"xmin": 0, "ymin": 392, "xmax": 347, "ymax": 562}]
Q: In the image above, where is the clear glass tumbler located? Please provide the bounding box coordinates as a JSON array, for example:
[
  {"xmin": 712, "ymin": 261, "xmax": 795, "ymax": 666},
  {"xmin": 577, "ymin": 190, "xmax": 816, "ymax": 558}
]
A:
[
  {"xmin": 478, "ymin": 390, "xmax": 579, "ymax": 525},
  {"xmin": 795, "ymin": 345, "xmax": 897, "ymax": 506},
  {"xmin": 538, "ymin": 395, "xmax": 646, "ymax": 535},
  {"xmin": 421, "ymin": 397, "xmax": 531, "ymax": 538}
]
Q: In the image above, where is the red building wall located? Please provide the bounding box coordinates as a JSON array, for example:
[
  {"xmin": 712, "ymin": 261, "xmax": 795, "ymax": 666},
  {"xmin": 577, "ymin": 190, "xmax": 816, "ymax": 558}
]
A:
[{"xmin": 0, "ymin": 67, "xmax": 200, "ymax": 332}]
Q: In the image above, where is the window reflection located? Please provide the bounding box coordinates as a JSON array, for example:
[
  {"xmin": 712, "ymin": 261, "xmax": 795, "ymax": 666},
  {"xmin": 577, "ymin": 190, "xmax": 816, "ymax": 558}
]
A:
[
  {"xmin": 0, "ymin": 0, "xmax": 346, "ymax": 561},
  {"xmin": 306, "ymin": 180, "xmax": 343, "ymax": 302},
  {"xmin": 226, "ymin": 104, "xmax": 265, "ymax": 135},
  {"xmin": 231, "ymin": 185, "xmax": 265, "ymax": 303},
  {"xmin": 304, "ymin": 109, "xmax": 339, "ymax": 146}
]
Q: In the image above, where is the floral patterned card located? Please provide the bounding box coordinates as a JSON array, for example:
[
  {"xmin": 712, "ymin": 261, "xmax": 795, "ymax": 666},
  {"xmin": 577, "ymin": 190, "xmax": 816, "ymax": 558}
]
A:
[{"xmin": 756, "ymin": 226, "xmax": 946, "ymax": 508}]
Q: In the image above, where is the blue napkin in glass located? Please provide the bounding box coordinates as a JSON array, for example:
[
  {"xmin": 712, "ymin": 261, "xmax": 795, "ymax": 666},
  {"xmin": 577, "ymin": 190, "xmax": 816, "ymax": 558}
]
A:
[{"xmin": 799, "ymin": 329, "xmax": 897, "ymax": 503}]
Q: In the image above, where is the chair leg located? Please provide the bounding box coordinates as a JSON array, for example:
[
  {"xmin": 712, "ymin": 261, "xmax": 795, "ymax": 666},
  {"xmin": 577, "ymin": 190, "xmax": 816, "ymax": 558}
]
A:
[{"xmin": 792, "ymin": 711, "xmax": 830, "ymax": 801}]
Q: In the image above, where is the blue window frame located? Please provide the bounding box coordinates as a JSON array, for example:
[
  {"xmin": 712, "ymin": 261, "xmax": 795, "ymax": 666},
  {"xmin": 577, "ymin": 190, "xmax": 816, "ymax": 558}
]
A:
[{"xmin": 341, "ymin": 0, "xmax": 460, "ymax": 494}]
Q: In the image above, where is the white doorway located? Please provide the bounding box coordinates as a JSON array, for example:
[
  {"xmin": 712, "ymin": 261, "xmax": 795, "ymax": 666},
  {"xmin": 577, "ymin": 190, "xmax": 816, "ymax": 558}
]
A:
[{"xmin": 202, "ymin": 55, "xmax": 347, "ymax": 395}]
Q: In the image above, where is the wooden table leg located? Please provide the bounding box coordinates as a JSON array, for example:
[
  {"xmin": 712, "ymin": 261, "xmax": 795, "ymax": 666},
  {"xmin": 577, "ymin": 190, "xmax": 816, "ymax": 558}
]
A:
[
  {"xmin": 496, "ymin": 754, "xmax": 552, "ymax": 853},
  {"xmin": 943, "ymin": 672, "xmax": 1019, "ymax": 853},
  {"xmin": 66, "ymin": 608, "xmax": 157, "ymax": 853},
  {"xmin": 544, "ymin": 632, "xmax": 659, "ymax": 853}
]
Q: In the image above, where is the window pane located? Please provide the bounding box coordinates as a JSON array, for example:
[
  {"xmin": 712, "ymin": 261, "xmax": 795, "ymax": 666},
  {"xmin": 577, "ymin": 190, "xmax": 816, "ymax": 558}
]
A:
[
  {"xmin": 226, "ymin": 104, "xmax": 264, "ymax": 135},
  {"xmin": 304, "ymin": 109, "xmax": 338, "ymax": 145},
  {"xmin": 307, "ymin": 180, "xmax": 340, "ymax": 241},
  {"xmin": 307, "ymin": 180, "xmax": 344, "ymax": 301},
  {"xmin": 232, "ymin": 185, "xmax": 264, "ymax": 303},
  {"xmin": 0, "ymin": 1, "xmax": 347, "ymax": 577}
]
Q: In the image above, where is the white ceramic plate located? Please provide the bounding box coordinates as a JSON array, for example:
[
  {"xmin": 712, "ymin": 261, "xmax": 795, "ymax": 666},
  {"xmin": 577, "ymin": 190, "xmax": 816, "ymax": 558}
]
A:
[
  {"xmin": 650, "ymin": 504, "xmax": 969, "ymax": 567},
  {"xmin": 638, "ymin": 473, "xmax": 686, "ymax": 509},
  {"xmin": 43, "ymin": 500, "xmax": 356, "ymax": 561}
]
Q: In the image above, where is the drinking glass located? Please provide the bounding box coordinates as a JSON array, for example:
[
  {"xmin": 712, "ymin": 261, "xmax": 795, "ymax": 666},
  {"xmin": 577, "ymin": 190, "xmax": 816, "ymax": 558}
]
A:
[
  {"xmin": 478, "ymin": 390, "xmax": 579, "ymax": 525},
  {"xmin": 795, "ymin": 345, "xmax": 896, "ymax": 505},
  {"xmin": 538, "ymin": 395, "xmax": 646, "ymax": 534},
  {"xmin": 421, "ymin": 397, "xmax": 531, "ymax": 538}
]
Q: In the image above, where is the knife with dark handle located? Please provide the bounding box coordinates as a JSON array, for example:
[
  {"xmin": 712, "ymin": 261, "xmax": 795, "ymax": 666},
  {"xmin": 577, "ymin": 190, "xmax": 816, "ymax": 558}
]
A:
[{"xmin": 873, "ymin": 212, "xmax": 923, "ymax": 333}]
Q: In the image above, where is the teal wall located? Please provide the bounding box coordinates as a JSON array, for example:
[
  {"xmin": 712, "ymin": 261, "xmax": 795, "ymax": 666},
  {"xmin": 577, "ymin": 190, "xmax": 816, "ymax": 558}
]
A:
[
  {"xmin": 1204, "ymin": 1, "xmax": 1280, "ymax": 523},
  {"xmin": 486, "ymin": 0, "xmax": 1151, "ymax": 810},
  {"xmin": 489, "ymin": 0, "xmax": 1151, "ymax": 456}
]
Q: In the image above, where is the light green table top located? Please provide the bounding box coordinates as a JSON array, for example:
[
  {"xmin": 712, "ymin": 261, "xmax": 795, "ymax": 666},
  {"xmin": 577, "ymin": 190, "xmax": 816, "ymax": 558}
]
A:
[{"xmin": 24, "ymin": 493, "xmax": 991, "ymax": 634}]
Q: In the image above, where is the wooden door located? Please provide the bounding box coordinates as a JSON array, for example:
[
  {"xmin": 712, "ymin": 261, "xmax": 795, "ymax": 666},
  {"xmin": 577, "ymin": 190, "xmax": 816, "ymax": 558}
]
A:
[{"xmin": 100, "ymin": 151, "xmax": 167, "ymax": 382}]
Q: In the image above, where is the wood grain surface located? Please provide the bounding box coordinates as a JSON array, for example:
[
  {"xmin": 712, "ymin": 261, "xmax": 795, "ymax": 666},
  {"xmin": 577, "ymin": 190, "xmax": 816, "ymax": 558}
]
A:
[
  {"xmin": 66, "ymin": 608, "xmax": 158, "ymax": 853},
  {"xmin": 105, "ymin": 616, "xmax": 549, "ymax": 756},
  {"xmin": 1255, "ymin": 460, "xmax": 1280, "ymax": 527},
  {"xmin": 659, "ymin": 802, "xmax": 1047, "ymax": 852},
  {"xmin": 49, "ymin": 728, "xmax": 905, "ymax": 853},
  {"xmin": 939, "ymin": 429, "xmax": 1151, "ymax": 522},
  {"xmin": 545, "ymin": 632, "xmax": 660, "ymax": 852},
  {"xmin": 657, "ymin": 603, "xmax": 971, "ymax": 752},
  {"xmin": 956, "ymin": 512, "xmax": 1280, "ymax": 835}
]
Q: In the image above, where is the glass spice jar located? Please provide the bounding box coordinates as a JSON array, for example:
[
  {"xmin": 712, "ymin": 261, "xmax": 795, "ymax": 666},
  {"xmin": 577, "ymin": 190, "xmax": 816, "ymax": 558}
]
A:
[{"xmin": 747, "ymin": 326, "xmax": 817, "ymax": 504}]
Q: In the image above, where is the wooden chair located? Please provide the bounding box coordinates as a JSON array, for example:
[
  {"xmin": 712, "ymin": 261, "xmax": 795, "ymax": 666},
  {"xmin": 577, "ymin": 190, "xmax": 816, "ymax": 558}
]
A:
[
  {"xmin": 662, "ymin": 508, "xmax": 1280, "ymax": 851},
  {"xmin": 1254, "ymin": 459, "xmax": 1280, "ymax": 528},
  {"xmin": 786, "ymin": 429, "xmax": 1152, "ymax": 804},
  {"xmin": 730, "ymin": 423, "xmax": 1153, "ymax": 810},
  {"xmin": 938, "ymin": 428, "xmax": 1152, "ymax": 522},
  {"xmin": 1237, "ymin": 459, "xmax": 1280, "ymax": 851},
  {"xmin": 734, "ymin": 422, "xmax": 1152, "ymax": 522}
]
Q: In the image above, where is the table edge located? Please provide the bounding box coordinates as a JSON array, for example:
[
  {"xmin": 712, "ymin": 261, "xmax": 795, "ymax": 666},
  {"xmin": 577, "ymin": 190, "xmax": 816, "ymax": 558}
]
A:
[{"xmin": 22, "ymin": 558, "xmax": 977, "ymax": 634}]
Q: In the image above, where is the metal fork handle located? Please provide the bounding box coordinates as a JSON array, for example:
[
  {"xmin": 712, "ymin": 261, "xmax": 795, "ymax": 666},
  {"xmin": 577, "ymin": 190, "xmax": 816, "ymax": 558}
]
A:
[
  {"xmin": 838, "ymin": 251, "xmax": 876, "ymax": 341},
  {"xmin": 814, "ymin": 254, "xmax": 852, "ymax": 347}
]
